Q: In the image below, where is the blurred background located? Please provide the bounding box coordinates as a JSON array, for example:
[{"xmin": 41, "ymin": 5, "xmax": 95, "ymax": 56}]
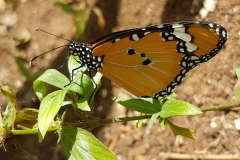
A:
[{"xmin": 0, "ymin": 0, "xmax": 240, "ymax": 159}]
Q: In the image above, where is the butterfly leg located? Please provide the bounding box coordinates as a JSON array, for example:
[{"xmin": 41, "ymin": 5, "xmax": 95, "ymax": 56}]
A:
[
  {"xmin": 56, "ymin": 54, "xmax": 70, "ymax": 70},
  {"xmin": 70, "ymin": 55, "xmax": 84, "ymax": 82},
  {"xmin": 64, "ymin": 56, "xmax": 84, "ymax": 87},
  {"xmin": 88, "ymin": 71, "xmax": 98, "ymax": 103}
]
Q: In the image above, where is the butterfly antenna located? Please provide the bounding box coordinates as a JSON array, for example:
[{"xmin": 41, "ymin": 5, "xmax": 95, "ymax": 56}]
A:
[
  {"xmin": 30, "ymin": 28, "xmax": 74, "ymax": 67},
  {"xmin": 29, "ymin": 45, "xmax": 69, "ymax": 67},
  {"xmin": 36, "ymin": 28, "xmax": 72, "ymax": 43}
]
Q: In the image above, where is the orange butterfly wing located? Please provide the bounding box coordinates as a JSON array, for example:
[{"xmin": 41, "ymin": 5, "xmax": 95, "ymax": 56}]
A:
[{"xmin": 91, "ymin": 22, "xmax": 227, "ymax": 98}]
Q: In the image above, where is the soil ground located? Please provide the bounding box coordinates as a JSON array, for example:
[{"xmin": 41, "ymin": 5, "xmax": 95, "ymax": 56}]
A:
[{"xmin": 0, "ymin": 0, "xmax": 240, "ymax": 160}]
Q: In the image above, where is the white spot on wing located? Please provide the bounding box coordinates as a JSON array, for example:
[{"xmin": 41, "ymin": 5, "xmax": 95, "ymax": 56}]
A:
[
  {"xmin": 174, "ymin": 27, "xmax": 186, "ymax": 33},
  {"xmin": 222, "ymin": 30, "xmax": 226, "ymax": 37},
  {"xmin": 167, "ymin": 87, "xmax": 172, "ymax": 92},
  {"xmin": 215, "ymin": 28, "xmax": 220, "ymax": 35},
  {"xmin": 144, "ymin": 31, "xmax": 151, "ymax": 35},
  {"xmin": 190, "ymin": 56, "xmax": 200, "ymax": 60},
  {"xmin": 209, "ymin": 23, "xmax": 214, "ymax": 27},
  {"xmin": 185, "ymin": 42, "xmax": 198, "ymax": 52},
  {"xmin": 172, "ymin": 23, "xmax": 184, "ymax": 28},
  {"xmin": 176, "ymin": 76, "xmax": 182, "ymax": 81},
  {"xmin": 179, "ymin": 48, "xmax": 185, "ymax": 53},
  {"xmin": 181, "ymin": 69, "xmax": 187, "ymax": 74},
  {"xmin": 157, "ymin": 24, "xmax": 164, "ymax": 28},
  {"xmin": 168, "ymin": 36, "xmax": 174, "ymax": 40},
  {"xmin": 173, "ymin": 32, "xmax": 192, "ymax": 42},
  {"xmin": 132, "ymin": 34, "xmax": 139, "ymax": 41},
  {"xmin": 115, "ymin": 38, "xmax": 120, "ymax": 42}
]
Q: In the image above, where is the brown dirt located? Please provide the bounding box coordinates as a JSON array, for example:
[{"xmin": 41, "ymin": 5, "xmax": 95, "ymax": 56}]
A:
[{"xmin": 0, "ymin": 0, "xmax": 240, "ymax": 160}]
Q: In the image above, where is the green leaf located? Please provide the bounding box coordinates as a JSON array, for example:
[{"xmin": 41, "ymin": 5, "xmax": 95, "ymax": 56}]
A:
[
  {"xmin": 0, "ymin": 85, "xmax": 17, "ymax": 105},
  {"xmin": 114, "ymin": 97, "xmax": 161, "ymax": 114},
  {"xmin": 75, "ymin": 98, "xmax": 91, "ymax": 111},
  {"xmin": 236, "ymin": 69, "xmax": 240, "ymax": 98},
  {"xmin": 236, "ymin": 91, "xmax": 240, "ymax": 99},
  {"xmin": 74, "ymin": 19, "xmax": 86, "ymax": 40},
  {"xmin": 159, "ymin": 118, "xmax": 166, "ymax": 128},
  {"xmin": 15, "ymin": 108, "xmax": 38, "ymax": 129},
  {"xmin": 15, "ymin": 57, "xmax": 32, "ymax": 81},
  {"xmin": 33, "ymin": 80, "xmax": 47, "ymax": 101},
  {"xmin": 134, "ymin": 113, "xmax": 146, "ymax": 129},
  {"xmin": 68, "ymin": 55, "xmax": 103, "ymax": 106},
  {"xmin": 159, "ymin": 99, "xmax": 202, "ymax": 118},
  {"xmin": 68, "ymin": 55, "xmax": 87, "ymax": 80},
  {"xmin": 149, "ymin": 113, "xmax": 160, "ymax": 129},
  {"xmin": 167, "ymin": 119, "xmax": 195, "ymax": 139},
  {"xmin": 54, "ymin": 2, "xmax": 79, "ymax": 16},
  {"xmin": 136, "ymin": 119, "xmax": 144, "ymax": 129},
  {"xmin": 15, "ymin": 58, "xmax": 45, "ymax": 82},
  {"xmin": 35, "ymin": 69, "xmax": 70, "ymax": 89},
  {"xmin": 62, "ymin": 100, "xmax": 72, "ymax": 107},
  {"xmin": 38, "ymin": 90, "xmax": 67, "ymax": 141},
  {"xmin": 89, "ymin": 72, "xmax": 103, "ymax": 109},
  {"xmin": 60, "ymin": 126, "xmax": 116, "ymax": 160},
  {"xmin": 75, "ymin": 10, "xmax": 86, "ymax": 40},
  {"xmin": 3, "ymin": 101, "xmax": 16, "ymax": 128},
  {"xmin": 54, "ymin": 3, "xmax": 86, "ymax": 40},
  {"xmin": 0, "ymin": 85, "xmax": 17, "ymax": 127},
  {"xmin": 236, "ymin": 68, "xmax": 240, "ymax": 80},
  {"xmin": 66, "ymin": 73, "xmax": 94, "ymax": 100},
  {"xmin": 67, "ymin": 55, "xmax": 95, "ymax": 99}
]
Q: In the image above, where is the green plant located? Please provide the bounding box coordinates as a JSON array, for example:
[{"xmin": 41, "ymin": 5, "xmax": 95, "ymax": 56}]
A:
[
  {"xmin": 54, "ymin": 2, "xmax": 87, "ymax": 40},
  {"xmin": 53, "ymin": 2, "xmax": 105, "ymax": 40},
  {"xmin": 1, "ymin": 58, "xmax": 240, "ymax": 159},
  {"xmin": 15, "ymin": 57, "xmax": 44, "ymax": 82},
  {"xmin": 235, "ymin": 68, "xmax": 240, "ymax": 98}
]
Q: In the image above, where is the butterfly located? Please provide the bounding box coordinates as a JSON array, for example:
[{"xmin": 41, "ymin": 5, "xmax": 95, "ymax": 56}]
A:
[{"xmin": 58, "ymin": 21, "xmax": 228, "ymax": 99}]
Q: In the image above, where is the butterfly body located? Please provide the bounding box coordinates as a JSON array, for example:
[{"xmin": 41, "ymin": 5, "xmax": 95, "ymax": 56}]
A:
[
  {"xmin": 69, "ymin": 42, "xmax": 104, "ymax": 71},
  {"xmin": 69, "ymin": 21, "xmax": 227, "ymax": 98}
]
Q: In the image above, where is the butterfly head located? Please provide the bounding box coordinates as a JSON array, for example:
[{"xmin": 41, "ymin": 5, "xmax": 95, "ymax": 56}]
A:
[
  {"xmin": 69, "ymin": 42, "xmax": 90, "ymax": 56},
  {"xmin": 69, "ymin": 42, "xmax": 103, "ymax": 71}
]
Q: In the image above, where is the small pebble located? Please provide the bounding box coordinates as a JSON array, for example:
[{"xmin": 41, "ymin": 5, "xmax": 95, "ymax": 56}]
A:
[{"xmin": 234, "ymin": 119, "xmax": 240, "ymax": 130}]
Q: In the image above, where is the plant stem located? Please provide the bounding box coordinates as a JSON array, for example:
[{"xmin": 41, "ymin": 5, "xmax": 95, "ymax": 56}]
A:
[
  {"xmin": 9, "ymin": 104, "xmax": 240, "ymax": 135},
  {"xmin": 102, "ymin": 115, "xmax": 152, "ymax": 124},
  {"xmin": 200, "ymin": 103, "xmax": 240, "ymax": 112},
  {"xmin": 69, "ymin": 115, "xmax": 152, "ymax": 129},
  {"xmin": 10, "ymin": 127, "xmax": 58, "ymax": 135}
]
